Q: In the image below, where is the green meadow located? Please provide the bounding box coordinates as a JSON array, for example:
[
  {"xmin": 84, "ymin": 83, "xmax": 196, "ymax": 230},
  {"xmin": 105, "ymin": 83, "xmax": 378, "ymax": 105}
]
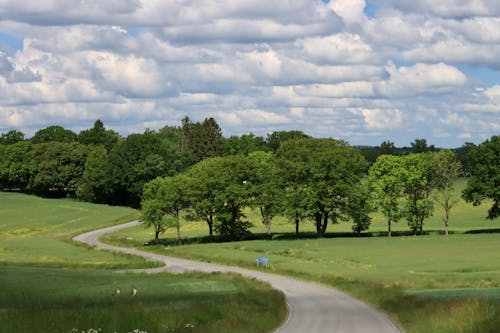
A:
[
  {"xmin": 0, "ymin": 192, "xmax": 148, "ymax": 268},
  {"xmin": 0, "ymin": 193, "xmax": 286, "ymax": 333},
  {"xmin": 0, "ymin": 266, "xmax": 286, "ymax": 333},
  {"xmin": 104, "ymin": 179, "xmax": 500, "ymax": 333}
]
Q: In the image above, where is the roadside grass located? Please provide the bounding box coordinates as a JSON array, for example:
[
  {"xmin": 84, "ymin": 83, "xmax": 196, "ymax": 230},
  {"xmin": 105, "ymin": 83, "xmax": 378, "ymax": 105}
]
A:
[
  {"xmin": 0, "ymin": 192, "xmax": 154, "ymax": 269},
  {"xmin": 0, "ymin": 266, "xmax": 286, "ymax": 333}
]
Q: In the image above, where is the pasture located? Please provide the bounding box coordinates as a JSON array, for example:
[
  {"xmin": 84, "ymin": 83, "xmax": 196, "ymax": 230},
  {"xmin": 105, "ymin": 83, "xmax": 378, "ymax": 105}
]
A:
[
  {"xmin": 0, "ymin": 192, "xmax": 149, "ymax": 268},
  {"xmin": 103, "ymin": 179, "xmax": 500, "ymax": 332},
  {"xmin": 0, "ymin": 192, "xmax": 286, "ymax": 333},
  {"xmin": 0, "ymin": 266, "xmax": 286, "ymax": 333}
]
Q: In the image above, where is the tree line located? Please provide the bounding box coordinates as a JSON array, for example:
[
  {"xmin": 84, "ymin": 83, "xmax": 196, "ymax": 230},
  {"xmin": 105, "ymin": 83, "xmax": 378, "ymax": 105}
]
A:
[{"xmin": 0, "ymin": 118, "xmax": 497, "ymax": 242}]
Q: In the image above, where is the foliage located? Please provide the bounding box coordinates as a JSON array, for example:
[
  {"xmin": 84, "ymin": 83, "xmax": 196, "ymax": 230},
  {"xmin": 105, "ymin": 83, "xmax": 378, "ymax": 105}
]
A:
[
  {"xmin": 222, "ymin": 133, "xmax": 270, "ymax": 156},
  {"xmin": 77, "ymin": 145, "xmax": 108, "ymax": 203},
  {"xmin": 181, "ymin": 116, "xmax": 224, "ymax": 161},
  {"xmin": 32, "ymin": 142, "xmax": 90, "ymax": 196},
  {"xmin": 432, "ymin": 150, "xmax": 462, "ymax": 235},
  {"xmin": 277, "ymin": 138, "xmax": 368, "ymax": 237},
  {"xmin": 30, "ymin": 125, "xmax": 78, "ymax": 143},
  {"xmin": 368, "ymin": 154, "xmax": 405, "ymax": 236},
  {"xmin": 462, "ymin": 135, "xmax": 500, "ymax": 219},
  {"xmin": 106, "ymin": 130, "xmax": 187, "ymax": 207},
  {"xmin": 247, "ymin": 151, "xmax": 283, "ymax": 238},
  {"xmin": 0, "ymin": 141, "xmax": 35, "ymax": 191},
  {"xmin": 410, "ymin": 138, "xmax": 436, "ymax": 154},
  {"xmin": 78, "ymin": 119, "xmax": 119, "ymax": 151},
  {"xmin": 400, "ymin": 153, "xmax": 435, "ymax": 234},
  {"xmin": 0, "ymin": 130, "xmax": 25, "ymax": 145},
  {"xmin": 266, "ymin": 130, "xmax": 310, "ymax": 152}
]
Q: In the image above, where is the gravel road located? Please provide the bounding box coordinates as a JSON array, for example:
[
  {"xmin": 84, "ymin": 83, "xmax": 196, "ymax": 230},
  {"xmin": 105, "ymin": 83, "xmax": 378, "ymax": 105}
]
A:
[{"xmin": 73, "ymin": 221, "xmax": 402, "ymax": 333}]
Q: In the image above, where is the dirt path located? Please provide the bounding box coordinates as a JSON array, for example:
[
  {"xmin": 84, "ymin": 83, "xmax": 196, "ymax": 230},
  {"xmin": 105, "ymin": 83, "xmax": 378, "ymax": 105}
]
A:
[{"xmin": 74, "ymin": 221, "xmax": 402, "ymax": 333}]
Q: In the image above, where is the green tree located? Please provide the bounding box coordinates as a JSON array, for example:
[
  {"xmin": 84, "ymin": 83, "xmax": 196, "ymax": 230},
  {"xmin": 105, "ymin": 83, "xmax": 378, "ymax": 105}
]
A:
[
  {"xmin": 187, "ymin": 155, "xmax": 255, "ymax": 241},
  {"xmin": 266, "ymin": 130, "xmax": 310, "ymax": 152},
  {"xmin": 248, "ymin": 151, "xmax": 283, "ymax": 238},
  {"xmin": 222, "ymin": 133, "xmax": 269, "ymax": 156},
  {"xmin": 106, "ymin": 130, "xmax": 185, "ymax": 207},
  {"xmin": 401, "ymin": 153, "xmax": 435, "ymax": 234},
  {"xmin": 30, "ymin": 125, "xmax": 77, "ymax": 143},
  {"xmin": 0, "ymin": 130, "xmax": 25, "ymax": 145},
  {"xmin": 380, "ymin": 141, "xmax": 397, "ymax": 155},
  {"xmin": 78, "ymin": 119, "xmax": 119, "ymax": 151},
  {"xmin": 0, "ymin": 141, "xmax": 35, "ymax": 191},
  {"xmin": 77, "ymin": 145, "xmax": 108, "ymax": 203},
  {"xmin": 349, "ymin": 183, "xmax": 373, "ymax": 236},
  {"xmin": 410, "ymin": 138, "xmax": 436, "ymax": 154},
  {"xmin": 181, "ymin": 117, "xmax": 223, "ymax": 161},
  {"xmin": 432, "ymin": 150, "xmax": 462, "ymax": 235},
  {"xmin": 141, "ymin": 177, "xmax": 171, "ymax": 244},
  {"xmin": 32, "ymin": 142, "xmax": 89, "ymax": 196},
  {"xmin": 278, "ymin": 138, "xmax": 368, "ymax": 237},
  {"xmin": 462, "ymin": 136, "xmax": 500, "ymax": 219},
  {"xmin": 368, "ymin": 155, "xmax": 405, "ymax": 237}
]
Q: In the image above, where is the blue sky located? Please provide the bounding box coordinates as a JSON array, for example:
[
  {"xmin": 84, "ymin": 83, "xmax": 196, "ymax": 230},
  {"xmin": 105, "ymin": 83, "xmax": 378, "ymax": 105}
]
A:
[{"xmin": 0, "ymin": 0, "xmax": 498, "ymax": 147}]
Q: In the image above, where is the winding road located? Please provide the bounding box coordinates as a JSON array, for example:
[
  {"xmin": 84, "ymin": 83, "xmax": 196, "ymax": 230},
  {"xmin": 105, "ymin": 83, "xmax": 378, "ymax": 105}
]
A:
[{"xmin": 74, "ymin": 221, "xmax": 402, "ymax": 333}]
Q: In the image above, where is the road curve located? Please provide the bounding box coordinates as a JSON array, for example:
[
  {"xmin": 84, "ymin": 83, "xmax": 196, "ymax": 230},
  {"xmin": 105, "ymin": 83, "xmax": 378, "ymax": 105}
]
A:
[{"xmin": 74, "ymin": 221, "xmax": 402, "ymax": 333}]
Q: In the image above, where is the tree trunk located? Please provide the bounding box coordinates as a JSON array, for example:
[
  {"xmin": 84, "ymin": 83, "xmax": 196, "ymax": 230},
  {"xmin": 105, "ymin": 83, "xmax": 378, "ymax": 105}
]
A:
[
  {"xmin": 387, "ymin": 219, "xmax": 392, "ymax": 237},
  {"xmin": 154, "ymin": 229, "xmax": 160, "ymax": 244},
  {"xmin": 316, "ymin": 212, "xmax": 328, "ymax": 238},
  {"xmin": 295, "ymin": 212, "xmax": 300, "ymax": 237},
  {"xmin": 444, "ymin": 202, "xmax": 450, "ymax": 236},
  {"xmin": 207, "ymin": 213, "xmax": 214, "ymax": 242},
  {"xmin": 176, "ymin": 211, "xmax": 181, "ymax": 245}
]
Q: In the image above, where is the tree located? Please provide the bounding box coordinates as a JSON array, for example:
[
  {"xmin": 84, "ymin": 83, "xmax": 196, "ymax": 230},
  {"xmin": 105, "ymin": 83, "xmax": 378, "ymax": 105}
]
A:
[
  {"xmin": 368, "ymin": 155, "xmax": 405, "ymax": 237},
  {"xmin": 31, "ymin": 142, "xmax": 89, "ymax": 196},
  {"xmin": 78, "ymin": 119, "xmax": 119, "ymax": 151},
  {"xmin": 462, "ymin": 136, "xmax": 500, "ymax": 219},
  {"xmin": 222, "ymin": 133, "xmax": 269, "ymax": 156},
  {"xmin": 248, "ymin": 151, "xmax": 283, "ymax": 238},
  {"xmin": 30, "ymin": 125, "xmax": 77, "ymax": 143},
  {"xmin": 105, "ymin": 130, "xmax": 186, "ymax": 207},
  {"xmin": 349, "ymin": 183, "xmax": 373, "ymax": 236},
  {"xmin": 432, "ymin": 150, "xmax": 462, "ymax": 235},
  {"xmin": 187, "ymin": 155, "xmax": 255, "ymax": 241},
  {"xmin": 266, "ymin": 130, "xmax": 310, "ymax": 152},
  {"xmin": 0, "ymin": 141, "xmax": 35, "ymax": 191},
  {"xmin": 0, "ymin": 130, "xmax": 25, "ymax": 145},
  {"xmin": 77, "ymin": 145, "xmax": 108, "ymax": 203},
  {"xmin": 410, "ymin": 138, "xmax": 435, "ymax": 154},
  {"xmin": 141, "ymin": 177, "xmax": 171, "ymax": 244},
  {"xmin": 181, "ymin": 117, "xmax": 223, "ymax": 161},
  {"xmin": 277, "ymin": 138, "xmax": 368, "ymax": 237},
  {"xmin": 380, "ymin": 141, "xmax": 397, "ymax": 155},
  {"xmin": 401, "ymin": 153, "xmax": 435, "ymax": 234}
]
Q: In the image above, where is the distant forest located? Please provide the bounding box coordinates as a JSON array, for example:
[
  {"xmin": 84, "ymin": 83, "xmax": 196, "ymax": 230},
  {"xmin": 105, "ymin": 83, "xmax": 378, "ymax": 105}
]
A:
[{"xmin": 0, "ymin": 117, "xmax": 490, "ymax": 210}]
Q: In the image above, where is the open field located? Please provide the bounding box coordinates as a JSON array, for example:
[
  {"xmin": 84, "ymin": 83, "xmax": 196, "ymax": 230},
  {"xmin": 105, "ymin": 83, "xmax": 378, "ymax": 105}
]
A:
[
  {"xmin": 0, "ymin": 266, "xmax": 286, "ymax": 333},
  {"xmin": 0, "ymin": 192, "xmax": 151, "ymax": 268},
  {"xmin": 0, "ymin": 192, "xmax": 286, "ymax": 333},
  {"xmin": 103, "ymin": 179, "xmax": 500, "ymax": 332}
]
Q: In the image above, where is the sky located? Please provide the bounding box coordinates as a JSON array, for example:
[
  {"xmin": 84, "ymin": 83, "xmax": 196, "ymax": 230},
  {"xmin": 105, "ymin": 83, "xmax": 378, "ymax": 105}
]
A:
[{"xmin": 0, "ymin": 0, "xmax": 499, "ymax": 147}]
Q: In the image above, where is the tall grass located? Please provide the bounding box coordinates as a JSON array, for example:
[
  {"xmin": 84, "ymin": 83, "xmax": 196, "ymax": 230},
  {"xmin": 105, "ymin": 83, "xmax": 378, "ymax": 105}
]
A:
[{"xmin": 0, "ymin": 266, "xmax": 287, "ymax": 333}]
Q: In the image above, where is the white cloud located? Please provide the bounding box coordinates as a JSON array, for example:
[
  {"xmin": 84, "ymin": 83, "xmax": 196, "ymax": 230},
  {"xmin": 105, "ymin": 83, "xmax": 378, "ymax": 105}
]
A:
[
  {"xmin": 0, "ymin": 0, "xmax": 498, "ymax": 146},
  {"xmin": 356, "ymin": 108, "xmax": 403, "ymax": 130}
]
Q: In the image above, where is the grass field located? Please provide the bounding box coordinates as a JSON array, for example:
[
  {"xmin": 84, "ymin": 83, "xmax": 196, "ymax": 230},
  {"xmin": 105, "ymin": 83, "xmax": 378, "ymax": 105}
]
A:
[
  {"xmin": 0, "ymin": 266, "xmax": 286, "ymax": 333},
  {"xmin": 0, "ymin": 192, "xmax": 151, "ymax": 268},
  {"xmin": 103, "ymin": 179, "xmax": 500, "ymax": 332},
  {"xmin": 0, "ymin": 192, "xmax": 287, "ymax": 333}
]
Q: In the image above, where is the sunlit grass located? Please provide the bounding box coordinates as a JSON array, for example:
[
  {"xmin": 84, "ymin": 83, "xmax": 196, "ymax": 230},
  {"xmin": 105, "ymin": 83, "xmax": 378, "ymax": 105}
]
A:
[{"xmin": 0, "ymin": 192, "xmax": 149, "ymax": 269}]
